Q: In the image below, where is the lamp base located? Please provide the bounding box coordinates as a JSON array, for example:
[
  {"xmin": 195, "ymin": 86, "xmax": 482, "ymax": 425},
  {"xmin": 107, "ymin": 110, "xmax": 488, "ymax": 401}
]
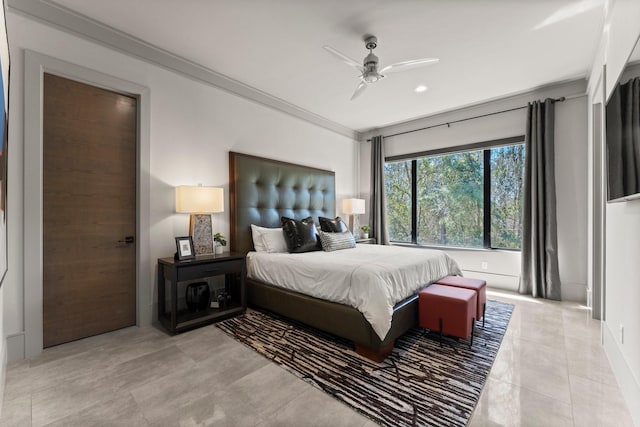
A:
[
  {"xmin": 189, "ymin": 214, "xmax": 214, "ymax": 255},
  {"xmin": 348, "ymin": 214, "xmax": 360, "ymax": 237}
]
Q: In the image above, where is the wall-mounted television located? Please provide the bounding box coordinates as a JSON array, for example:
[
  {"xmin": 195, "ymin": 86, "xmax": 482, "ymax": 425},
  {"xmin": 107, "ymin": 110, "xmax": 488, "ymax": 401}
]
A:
[{"xmin": 606, "ymin": 55, "xmax": 640, "ymax": 203}]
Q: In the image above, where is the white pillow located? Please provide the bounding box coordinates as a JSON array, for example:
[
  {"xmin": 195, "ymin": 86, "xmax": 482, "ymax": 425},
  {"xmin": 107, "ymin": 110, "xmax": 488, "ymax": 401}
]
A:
[
  {"xmin": 261, "ymin": 228, "xmax": 288, "ymax": 253},
  {"xmin": 250, "ymin": 224, "xmax": 287, "ymax": 253},
  {"xmin": 250, "ymin": 224, "xmax": 270, "ymax": 252}
]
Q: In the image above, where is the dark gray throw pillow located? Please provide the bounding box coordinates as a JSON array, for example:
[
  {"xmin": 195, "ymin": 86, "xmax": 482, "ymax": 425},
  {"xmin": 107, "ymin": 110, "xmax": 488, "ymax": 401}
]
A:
[
  {"xmin": 318, "ymin": 216, "xmax": 349, "ymax": 233},
  {"xmin": 280, "ymin": 216, "xmax": 321, "ymax": 253}
]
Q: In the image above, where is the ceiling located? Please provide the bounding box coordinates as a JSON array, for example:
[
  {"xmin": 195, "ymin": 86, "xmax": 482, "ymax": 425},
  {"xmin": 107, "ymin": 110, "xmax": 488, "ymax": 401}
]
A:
[{"xmin": 46, "ymin": 0, "xmax": 605, "ymax": 133}]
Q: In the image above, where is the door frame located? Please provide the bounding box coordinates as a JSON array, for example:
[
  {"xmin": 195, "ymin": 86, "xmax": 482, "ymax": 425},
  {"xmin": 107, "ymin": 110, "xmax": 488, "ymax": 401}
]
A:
[
  {"xmin": 590, "ymin": 100, "xmax": 605, "ymax": 321},
  {"xmin": 24, "ymin": 50, "xmax": 151, "ymax": 358},
  {"xmin": 588, "ymin": 68, "xmax": 606, "ymax": 325}
]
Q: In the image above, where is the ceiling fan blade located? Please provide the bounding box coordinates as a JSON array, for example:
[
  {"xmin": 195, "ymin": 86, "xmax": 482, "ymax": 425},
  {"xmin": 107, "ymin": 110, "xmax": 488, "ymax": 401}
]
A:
[
  {"xmin": 379, "ymin": 58, "xmax": 439, "ymax": 74},
  {"xmin": 323, "ymin": 45, "xmax": 364, "ymax": 73},
  {"xmin": 350, "ymin": 81, "xmax": 367, "ymax": 101}
]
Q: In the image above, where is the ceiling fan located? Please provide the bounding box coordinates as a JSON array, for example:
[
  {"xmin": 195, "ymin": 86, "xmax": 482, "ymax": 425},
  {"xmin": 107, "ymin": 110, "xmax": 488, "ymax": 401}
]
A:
[{"xmin": 323, "ymin": 35, "xmax": 439, "ymax": 100}]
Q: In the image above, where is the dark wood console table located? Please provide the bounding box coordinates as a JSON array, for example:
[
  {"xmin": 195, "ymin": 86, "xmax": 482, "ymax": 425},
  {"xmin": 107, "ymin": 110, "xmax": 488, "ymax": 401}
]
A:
[{"xmin": 157, "ymin": 252, "xmax": 246, "ymax": 334}]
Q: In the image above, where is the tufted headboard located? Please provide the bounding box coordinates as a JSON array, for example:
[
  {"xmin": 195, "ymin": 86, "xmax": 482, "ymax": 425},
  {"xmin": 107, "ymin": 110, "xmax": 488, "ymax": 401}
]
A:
[{"xmin": 229, "ymin": 152, "xmax": 336, "ymax": 254}]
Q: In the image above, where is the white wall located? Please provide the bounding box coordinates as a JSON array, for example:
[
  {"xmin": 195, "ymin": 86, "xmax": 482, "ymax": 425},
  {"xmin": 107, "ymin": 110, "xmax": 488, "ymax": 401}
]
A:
[
  {"xmin": 3, "ymin": 13, "xmax": 357, "ymax": 361},
  {"xmin": 359, "ymin": 80, "xmax": 588, "ymax": 301},
  {"xmin": 587, "ymin": 0, "xmax": 640, "ymax": 425}
]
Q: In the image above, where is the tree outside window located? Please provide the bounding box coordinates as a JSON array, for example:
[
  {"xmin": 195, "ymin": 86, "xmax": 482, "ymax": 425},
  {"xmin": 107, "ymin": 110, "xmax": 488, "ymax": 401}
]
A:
[{"xmin": 384, "ymin": 142, "xmax": 524, "ymax": 250}]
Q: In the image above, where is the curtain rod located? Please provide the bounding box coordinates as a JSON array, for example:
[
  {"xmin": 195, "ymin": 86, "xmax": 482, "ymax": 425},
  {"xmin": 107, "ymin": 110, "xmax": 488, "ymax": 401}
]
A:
[{"xmin": 366, "ymin": 96, "xmax": 569, "ymax": 142}]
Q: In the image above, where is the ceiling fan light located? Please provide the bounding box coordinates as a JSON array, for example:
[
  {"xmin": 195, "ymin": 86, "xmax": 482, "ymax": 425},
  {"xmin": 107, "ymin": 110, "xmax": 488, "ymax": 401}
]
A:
[
  {"xmin": 363, "ymin": 71, "xmax": 383, "ymax": 83},
  {"xmin": 326, "ymin": 35, "xmax": 437, "ymax": 99}
]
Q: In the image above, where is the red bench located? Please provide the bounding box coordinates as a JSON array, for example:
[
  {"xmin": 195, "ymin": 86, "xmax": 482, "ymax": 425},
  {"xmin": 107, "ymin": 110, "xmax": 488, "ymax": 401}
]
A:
[
  {"xmin": 418, "ymin": 284, "xmax": 476, "ymax": 348},
  {"xmin": 436, "ymin": 276, "xmax": 487, "ymax": 327}
]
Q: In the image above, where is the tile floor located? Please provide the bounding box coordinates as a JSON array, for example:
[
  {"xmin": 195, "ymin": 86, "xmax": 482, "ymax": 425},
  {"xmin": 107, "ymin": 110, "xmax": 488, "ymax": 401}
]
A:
[{"xmin": 0, "ymin": 290, "xmax": 635, "ymax": 426}]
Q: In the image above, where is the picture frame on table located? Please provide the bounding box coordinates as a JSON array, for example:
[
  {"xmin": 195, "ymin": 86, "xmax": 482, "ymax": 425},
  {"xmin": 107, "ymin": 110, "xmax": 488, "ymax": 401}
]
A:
[{"xmin": 175, "ymin": 236, "xmax": 196, "ymax": 261}]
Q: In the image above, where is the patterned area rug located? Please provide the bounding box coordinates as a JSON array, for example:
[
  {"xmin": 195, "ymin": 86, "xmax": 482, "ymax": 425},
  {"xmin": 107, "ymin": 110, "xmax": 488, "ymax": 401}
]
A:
[{"xmin": 217, "ymin": 300, "xmax": 513, "ymax": 427}]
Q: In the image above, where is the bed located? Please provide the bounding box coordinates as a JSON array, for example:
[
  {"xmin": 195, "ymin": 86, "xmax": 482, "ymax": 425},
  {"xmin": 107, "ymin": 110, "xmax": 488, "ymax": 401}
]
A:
[{"xmin": 229, "ymin": 151, "xmax": 460, "ymax": 361}]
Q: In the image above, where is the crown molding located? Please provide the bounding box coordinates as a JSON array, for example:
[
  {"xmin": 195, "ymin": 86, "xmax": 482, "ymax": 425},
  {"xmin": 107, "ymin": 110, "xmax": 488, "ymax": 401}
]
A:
[{"xmin": 8, "ymin": 0, "xmax": 360, "ymax": 140}]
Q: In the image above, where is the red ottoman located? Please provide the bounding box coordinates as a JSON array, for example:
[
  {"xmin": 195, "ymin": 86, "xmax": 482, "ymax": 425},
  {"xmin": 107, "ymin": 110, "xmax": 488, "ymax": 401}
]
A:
[
  {"xmin": 436, "ymin": 276, "xmax": 487, "ymax": 327},
  {"xmin": 419, "ymin": 284, "xmax": 476, "ymax": 348}
]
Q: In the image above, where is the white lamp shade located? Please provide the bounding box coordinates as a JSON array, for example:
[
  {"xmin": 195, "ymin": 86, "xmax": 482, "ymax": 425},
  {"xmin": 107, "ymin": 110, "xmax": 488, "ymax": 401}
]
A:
[
  {"xmin": 342, "ymin": 198, "xmax": 365, "ymax": 215},
  {"xmin": 175, "ymin": 186, "xmax": 224, "ymax": 213}
]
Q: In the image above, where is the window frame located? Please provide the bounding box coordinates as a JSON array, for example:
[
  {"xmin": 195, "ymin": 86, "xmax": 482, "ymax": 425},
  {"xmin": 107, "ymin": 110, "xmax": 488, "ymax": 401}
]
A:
[{"xmin": 385, "ymin": 135, "xmax": 525, "ymax": 251}]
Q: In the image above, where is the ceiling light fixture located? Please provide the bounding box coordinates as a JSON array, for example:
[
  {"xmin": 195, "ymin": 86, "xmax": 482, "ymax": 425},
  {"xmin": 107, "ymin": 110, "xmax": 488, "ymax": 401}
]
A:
[
  {"xmin": 324, "ymin": 35, "xmax": 438, "ymax": 100},
  {"xmin": 415, "ymin": 85, "xmax": 428, "ymax": 93}
]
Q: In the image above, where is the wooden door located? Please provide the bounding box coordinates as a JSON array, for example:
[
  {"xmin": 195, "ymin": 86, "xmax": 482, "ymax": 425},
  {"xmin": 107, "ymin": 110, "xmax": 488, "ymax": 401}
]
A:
[{"xmin": 43, "ymin": 73, "xmax": 137, "ymax": 348}]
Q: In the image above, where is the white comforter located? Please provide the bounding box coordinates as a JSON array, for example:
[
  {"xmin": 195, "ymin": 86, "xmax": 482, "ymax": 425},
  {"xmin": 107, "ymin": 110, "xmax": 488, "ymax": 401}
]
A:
[{"xmin": 246, "ymin": 245, "xmax": 461, "ymax": 340}]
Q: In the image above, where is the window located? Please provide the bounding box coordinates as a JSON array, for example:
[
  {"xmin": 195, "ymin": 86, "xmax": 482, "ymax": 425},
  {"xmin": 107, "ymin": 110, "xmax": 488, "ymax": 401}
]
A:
[
  {"xmin": 384, "ymin": 140, "xmax": 525, "ymax": 250},
  {"xmin": 416, "ymin": 150, "xmax": 484, "ymax": 248},
  {"xmin": 490, "ymin": 145, "xmax": 525, "ymax": 249},
  {"xmin": 385, "ymin": 160, "xmax": 412, "ymax": 242}
]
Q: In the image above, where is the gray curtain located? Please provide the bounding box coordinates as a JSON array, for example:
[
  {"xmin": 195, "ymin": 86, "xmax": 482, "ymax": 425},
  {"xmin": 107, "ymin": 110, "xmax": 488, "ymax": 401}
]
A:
[
  {"xmin": 607, "ymin": 77, "xmax": 640, "ymax": 200},
  {"xmin": 519, "ymin": 99, "xmax": 561, "ymax": 300},
  {"xmin": 370, "ymin": 135, "xmax": 389, "ymax": 245}
]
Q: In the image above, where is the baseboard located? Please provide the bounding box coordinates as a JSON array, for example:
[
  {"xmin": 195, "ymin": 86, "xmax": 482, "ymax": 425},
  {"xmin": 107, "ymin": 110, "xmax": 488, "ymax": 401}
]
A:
[
  {"xmin": 560, "ymin": 281, "xmax": 587, "ymax": 303},
  {"xmin": 460, "ymin": 270, "xmax": 518, "ymax": 292},
  {"xmin": 0, "ymin": 339, "xmax": 6, "ymax": 417},
  {"xmin": 6, "ymin": 333, "xmax": 25, "ymax": 362},
  {"xmin": 603, "ymin": 322, "xmax": 640, "ymax": 426}
]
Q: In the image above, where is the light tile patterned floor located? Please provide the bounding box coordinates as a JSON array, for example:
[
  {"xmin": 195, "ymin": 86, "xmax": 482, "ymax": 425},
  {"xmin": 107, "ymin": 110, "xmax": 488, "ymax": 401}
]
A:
[
  {"xmin": 0, "ymin": 290, "xmax": 634, "ymax": 426},
  {"xmin": 470, "ymin": 290, "xmax": 635, "ymax": 427}
]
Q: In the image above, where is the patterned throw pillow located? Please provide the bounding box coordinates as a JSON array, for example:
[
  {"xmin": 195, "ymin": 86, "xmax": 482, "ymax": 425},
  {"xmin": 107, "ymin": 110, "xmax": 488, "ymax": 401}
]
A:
[{"xmin": 318, "ymin": 230, "xmax": 356, "ymax": 252}]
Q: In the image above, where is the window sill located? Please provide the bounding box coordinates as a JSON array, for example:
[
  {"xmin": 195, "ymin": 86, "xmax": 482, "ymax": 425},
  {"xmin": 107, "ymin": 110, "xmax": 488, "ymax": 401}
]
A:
[{"xmin": 389, "ymin": 242, "xmax": 520, "ymax": 253}]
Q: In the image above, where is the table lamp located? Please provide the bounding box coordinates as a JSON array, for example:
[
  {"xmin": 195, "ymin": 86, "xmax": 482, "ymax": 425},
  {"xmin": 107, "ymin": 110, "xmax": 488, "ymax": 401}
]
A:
[
  {"xmin": 342, "ymin": 198, "xmax": 365, "ymax": 236},
  {"xmin": 175, "ymin": 185, "xmax": 224, "ymax": 255}
]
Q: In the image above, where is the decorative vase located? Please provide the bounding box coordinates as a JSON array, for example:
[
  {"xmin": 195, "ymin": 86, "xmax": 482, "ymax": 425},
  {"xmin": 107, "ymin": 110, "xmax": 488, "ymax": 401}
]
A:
[
  {"xmin": 186, "ymin": 282, "xmax": 210, "ymax": 312},
  {"xmin": 362, "ymin": 232, "xmax": 369, "ymax": 239},
  {"xmin": 215, "ymin": 244, "xmax": 224, "ymax": 255}
]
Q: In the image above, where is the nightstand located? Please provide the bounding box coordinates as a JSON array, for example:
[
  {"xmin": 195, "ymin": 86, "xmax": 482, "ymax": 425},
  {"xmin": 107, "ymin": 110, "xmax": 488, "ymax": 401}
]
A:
[
  {"xmin": 157, "ymin": 252, "xmax": 246, "ymax": 334},
  {"xmin": 356, "ymin": 238, "xmax": 376, "ymax": 244}
]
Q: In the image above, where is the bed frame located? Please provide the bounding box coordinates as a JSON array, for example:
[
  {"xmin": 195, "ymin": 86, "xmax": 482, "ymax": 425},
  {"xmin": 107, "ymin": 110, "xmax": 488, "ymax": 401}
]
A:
[{"xmin": 229, "ymin": 151, "xmax": 419, "ymax": 361}]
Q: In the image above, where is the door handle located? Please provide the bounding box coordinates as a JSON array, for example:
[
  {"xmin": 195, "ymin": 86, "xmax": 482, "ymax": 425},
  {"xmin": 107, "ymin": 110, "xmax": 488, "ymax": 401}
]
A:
[{"xmin": 118, "ymin": 236, "xmax": 135, "ymax": 244}]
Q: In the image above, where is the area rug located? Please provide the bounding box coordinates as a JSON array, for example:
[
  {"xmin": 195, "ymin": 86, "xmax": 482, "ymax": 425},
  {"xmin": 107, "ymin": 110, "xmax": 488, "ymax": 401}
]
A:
[{"xmin": 216, "ymin": 299, "xmax": 513, "ymax": 427}]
